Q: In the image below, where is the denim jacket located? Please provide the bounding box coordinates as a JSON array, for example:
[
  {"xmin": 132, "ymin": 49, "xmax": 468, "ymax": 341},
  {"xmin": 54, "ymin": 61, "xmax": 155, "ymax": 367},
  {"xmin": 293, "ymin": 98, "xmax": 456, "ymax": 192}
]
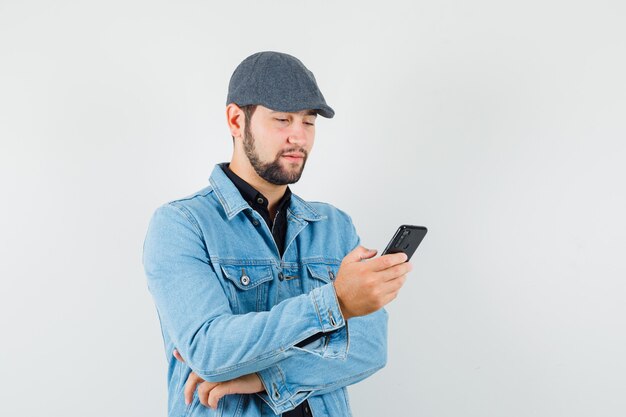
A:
[{"xmin": 142, "ymin": 163, "xmax": 388, "ymax": 417}]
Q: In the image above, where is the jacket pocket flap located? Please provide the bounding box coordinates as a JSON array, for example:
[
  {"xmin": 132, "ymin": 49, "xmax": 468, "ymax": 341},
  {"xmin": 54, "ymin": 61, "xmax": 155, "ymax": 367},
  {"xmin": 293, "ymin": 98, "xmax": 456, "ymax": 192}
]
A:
[
  {"xmin": 306, "ymin": 263, "xmax": 338, "ymax": 284},
  {"xmin": 220, "ymin": 264, "xmax": 274, "ymax": 290}
]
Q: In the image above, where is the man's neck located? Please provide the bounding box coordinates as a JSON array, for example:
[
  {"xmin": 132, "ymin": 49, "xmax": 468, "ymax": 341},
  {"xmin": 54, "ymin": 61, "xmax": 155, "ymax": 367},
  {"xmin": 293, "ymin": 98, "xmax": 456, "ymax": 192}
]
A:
[{"xmin": 228, "ymin": 160, "xmax": 288, "ymax": 217}]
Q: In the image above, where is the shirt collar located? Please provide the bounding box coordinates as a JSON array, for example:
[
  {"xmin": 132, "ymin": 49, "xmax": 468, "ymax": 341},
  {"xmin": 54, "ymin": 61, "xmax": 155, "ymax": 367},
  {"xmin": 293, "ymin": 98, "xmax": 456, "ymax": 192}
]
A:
[
  {"xmin": 209, "ymin": 162, "xmax": 325, "ymax": 222},
  {"xmin": 220, "ymin": 163, "xmax": 292, "ymax": 215}
]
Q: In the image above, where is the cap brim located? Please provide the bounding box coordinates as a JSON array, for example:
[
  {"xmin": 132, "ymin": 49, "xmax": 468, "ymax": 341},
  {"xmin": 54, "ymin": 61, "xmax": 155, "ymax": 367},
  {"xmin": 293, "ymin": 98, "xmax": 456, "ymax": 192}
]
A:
[{"xmin": 315, "ymin": 104, "xmax": 335, "ymax": 119}]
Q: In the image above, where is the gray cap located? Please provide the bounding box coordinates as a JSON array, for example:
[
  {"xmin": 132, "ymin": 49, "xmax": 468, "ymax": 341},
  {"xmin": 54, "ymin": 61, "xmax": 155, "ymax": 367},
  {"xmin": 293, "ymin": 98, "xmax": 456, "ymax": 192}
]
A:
[{"xmin": 226, "ymin": 51, "xmax": 335, "ymax": 118}]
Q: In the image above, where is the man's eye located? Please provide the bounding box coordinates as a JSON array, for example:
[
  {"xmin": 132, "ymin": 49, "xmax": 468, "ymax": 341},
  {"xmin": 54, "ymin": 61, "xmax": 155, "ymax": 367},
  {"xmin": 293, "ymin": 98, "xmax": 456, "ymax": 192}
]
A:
[
  {"xmin": 304, "ymin": 122, "xmax": 315, "ymax": 126},
  {"xmin": 275, "ymin": 118, "xmax": 288, "ymax": 122}
]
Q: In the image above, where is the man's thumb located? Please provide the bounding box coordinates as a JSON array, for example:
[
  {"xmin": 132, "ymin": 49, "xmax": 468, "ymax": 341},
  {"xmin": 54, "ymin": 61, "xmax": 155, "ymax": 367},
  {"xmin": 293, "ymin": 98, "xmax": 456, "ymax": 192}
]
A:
[{"xmin": 344, "ymin": 246, "xmax": 378, "ymax": 263}]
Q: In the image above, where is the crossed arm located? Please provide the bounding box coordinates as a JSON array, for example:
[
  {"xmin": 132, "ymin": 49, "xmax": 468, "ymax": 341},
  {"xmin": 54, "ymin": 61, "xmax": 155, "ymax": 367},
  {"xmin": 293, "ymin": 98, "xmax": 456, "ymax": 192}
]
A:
[{"xmin": 174, "ymin": 307, "xmax": 387, "ymax": 412}]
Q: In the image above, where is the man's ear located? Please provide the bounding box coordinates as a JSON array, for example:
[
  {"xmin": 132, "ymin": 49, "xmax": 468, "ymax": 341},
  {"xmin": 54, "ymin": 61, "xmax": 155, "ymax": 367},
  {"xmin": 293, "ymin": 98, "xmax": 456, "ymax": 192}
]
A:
[{"xmin": 226, "ymin": 103, "xmax": 244, "ymax": 140}]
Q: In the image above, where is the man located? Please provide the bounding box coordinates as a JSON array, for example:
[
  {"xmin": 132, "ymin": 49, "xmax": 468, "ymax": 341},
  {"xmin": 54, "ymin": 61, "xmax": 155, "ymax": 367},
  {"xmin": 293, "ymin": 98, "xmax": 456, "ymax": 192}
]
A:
[{"xmin": 143, "ymin": 51, "xmax": 411, "ymax": 417}]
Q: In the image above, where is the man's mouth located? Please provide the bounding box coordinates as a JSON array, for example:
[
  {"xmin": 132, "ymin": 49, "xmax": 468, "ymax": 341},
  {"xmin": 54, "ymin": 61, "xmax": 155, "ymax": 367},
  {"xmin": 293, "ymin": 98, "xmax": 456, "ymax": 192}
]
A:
[{"xmin": 282, "ymin": 153, "xmax": 305, "ymax": 161}]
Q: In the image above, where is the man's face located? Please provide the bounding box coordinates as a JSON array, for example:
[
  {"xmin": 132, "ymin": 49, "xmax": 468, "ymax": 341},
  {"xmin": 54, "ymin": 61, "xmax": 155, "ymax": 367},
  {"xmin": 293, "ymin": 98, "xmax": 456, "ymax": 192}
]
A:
[{"xmin": 242, "ymin": 105, "xmax": 317, "ymax": 185}]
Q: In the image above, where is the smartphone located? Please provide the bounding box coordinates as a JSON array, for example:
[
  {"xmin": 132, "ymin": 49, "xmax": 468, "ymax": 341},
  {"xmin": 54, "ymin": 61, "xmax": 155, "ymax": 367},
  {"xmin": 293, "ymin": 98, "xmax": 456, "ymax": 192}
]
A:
[{"xmin": 381, "ymin": 225, "xmax": 427, "ymax": 261}]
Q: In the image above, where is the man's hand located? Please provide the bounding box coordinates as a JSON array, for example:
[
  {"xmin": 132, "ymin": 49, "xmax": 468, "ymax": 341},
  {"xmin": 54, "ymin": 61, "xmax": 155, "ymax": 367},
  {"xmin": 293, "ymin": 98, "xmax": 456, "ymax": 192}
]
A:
[
  {"xmin": 173, "ymin": 349, "xmax": 265, "ymax": 409},
  {"xmin": 333, "ymin": 246, "xmax": 412, "ymax": 320}
]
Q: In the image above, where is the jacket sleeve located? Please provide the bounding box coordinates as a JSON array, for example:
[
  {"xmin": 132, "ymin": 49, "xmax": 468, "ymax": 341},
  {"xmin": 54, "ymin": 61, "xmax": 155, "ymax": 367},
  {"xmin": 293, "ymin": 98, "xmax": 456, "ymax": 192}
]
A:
[
  {"xmin": 255, "ymin": 308, "xmax": 388, "ymax": 414},
  {"xmin": 142, "ymin": 203, "xmax": 347, "ymax": 382},
  {"xmin": 254, "ymin": 210, "xmax": 388, "ymax": 414}
]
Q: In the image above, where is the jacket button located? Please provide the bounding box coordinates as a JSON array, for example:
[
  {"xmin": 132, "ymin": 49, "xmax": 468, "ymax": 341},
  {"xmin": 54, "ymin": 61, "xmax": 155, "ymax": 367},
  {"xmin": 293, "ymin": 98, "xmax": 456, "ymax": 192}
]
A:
[
  {"xmin": 241, "ymin": 275, "xmax": 250, "ymax": 286},
  {"xmin": 252, "ymin": 219, "xmax": 260, "ymax": 226},
  {"xmin": 329, "ymin": 271, "xmax": 335, "ymax": 280},
  {"xmin": 278, "ymin": 272, "xmax": 284, "ymax": 281},
  {"xmin": 329, "ymin": 312, "xmax": 337, "ymax": 326}
]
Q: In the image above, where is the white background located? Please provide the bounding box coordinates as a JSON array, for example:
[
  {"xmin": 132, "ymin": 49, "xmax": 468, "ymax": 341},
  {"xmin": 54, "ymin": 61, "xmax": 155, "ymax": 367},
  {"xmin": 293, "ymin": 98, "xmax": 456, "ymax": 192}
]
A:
[{"xmin": 1, "ymin": 1, "xmax": 625, "ymax": 416}]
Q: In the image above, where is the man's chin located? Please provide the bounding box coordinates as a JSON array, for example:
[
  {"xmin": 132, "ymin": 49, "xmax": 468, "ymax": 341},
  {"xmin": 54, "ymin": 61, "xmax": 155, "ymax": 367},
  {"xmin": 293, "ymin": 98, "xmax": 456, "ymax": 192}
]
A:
[
  {"xmin": 280, "ymin": 158, "xmax": 305, "ymax": 172},
  {"xmin": 280, "ymin": 172, "xmax": 304, "ymax": 185},
  {"xmin": 254, "ymin": 157, "xmax": 306, "ymax": 185},
  {"xmin": 273, "ymin": 168, "xmax": 304, "ymax": 185}
]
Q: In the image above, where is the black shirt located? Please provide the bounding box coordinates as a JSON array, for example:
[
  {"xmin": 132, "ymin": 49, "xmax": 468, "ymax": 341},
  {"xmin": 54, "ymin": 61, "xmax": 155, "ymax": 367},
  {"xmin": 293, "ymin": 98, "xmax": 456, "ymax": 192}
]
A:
[{"xmin": 220, "ymin": 163, "xmax": 312, "ymax": 417}]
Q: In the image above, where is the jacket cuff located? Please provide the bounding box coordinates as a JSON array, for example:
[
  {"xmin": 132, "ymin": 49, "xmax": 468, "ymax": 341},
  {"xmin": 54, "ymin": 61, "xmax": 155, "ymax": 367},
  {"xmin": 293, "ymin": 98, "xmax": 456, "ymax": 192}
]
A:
[
  {"xmin": 256, "ymin": 366, "xmax": 309, "ymax": 414},
  {"xmin": 307, "ymin": 283, "xmax": 349, "ymax": 358},
  {"xmin": 311, "ymin": 282, "xmax": 345, "ymax": 332},
  {"xmin": 322, "ymin": 320, "xmax": 350, "ymax": 359}
]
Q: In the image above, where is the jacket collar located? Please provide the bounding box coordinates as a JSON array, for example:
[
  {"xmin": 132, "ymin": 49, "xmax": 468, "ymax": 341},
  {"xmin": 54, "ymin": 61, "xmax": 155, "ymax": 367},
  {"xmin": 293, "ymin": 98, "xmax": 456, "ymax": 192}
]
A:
[{"xmin": 209, "ymin": 163, "xmax": 326, "ymax": 222}]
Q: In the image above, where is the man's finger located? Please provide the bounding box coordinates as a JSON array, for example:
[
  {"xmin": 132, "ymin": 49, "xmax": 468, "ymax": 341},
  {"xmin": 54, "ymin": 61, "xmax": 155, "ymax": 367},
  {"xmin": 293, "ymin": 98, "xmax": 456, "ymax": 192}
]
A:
[
  {"xmin": 184, "ymin": 372, "xmax": 203, "ymax": 405},
  {"xmin": 343, "ymin": 246, "xmax": 378, "ymax": 264},
  {"xmin": 380, "ymin": 261, "xmax": 412, "ymax": 282},
  {"xmin": 198, "ymin": 381, "xmax": 219, "ymax": 407},
  {"xmin": 382, "ymin": 274, "xmax": 408, "ymax": 295},
  {"xmin": 173, "ymin": 349, "xmax": 185, "ymax": 363},
  {"xmin": 208, "ymin": 382, "xmax": 231, "ymax": 409},
  {"xmin": 369, "ymin": 252, "xmax": 408, "ymax": 272}
]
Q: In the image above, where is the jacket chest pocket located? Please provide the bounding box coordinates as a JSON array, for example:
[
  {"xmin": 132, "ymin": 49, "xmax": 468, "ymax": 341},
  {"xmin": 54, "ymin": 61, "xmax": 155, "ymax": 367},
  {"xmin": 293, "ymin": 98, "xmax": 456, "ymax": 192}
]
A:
[
  {"xmin": 220, "ymin": 264, "xmax": 274, "ymax": 314},
  {"xmin": 304, "ymin": 262, "xmax": 340, "ymax": 292}
]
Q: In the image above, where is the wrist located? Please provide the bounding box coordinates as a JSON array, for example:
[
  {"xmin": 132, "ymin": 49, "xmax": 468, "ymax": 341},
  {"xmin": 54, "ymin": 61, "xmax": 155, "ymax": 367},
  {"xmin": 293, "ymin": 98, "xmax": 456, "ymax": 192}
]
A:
[{"xmin": 332, "ymin": 282, "xmax": 352, "ymax": 320}]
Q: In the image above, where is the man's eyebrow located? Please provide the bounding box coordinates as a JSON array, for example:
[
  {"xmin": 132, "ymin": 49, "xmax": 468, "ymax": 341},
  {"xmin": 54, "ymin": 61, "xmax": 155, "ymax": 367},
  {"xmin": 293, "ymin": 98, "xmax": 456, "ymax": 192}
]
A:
[{"xmin": 270, "ymin": 110, "xmax": 318, "ymax": 116}]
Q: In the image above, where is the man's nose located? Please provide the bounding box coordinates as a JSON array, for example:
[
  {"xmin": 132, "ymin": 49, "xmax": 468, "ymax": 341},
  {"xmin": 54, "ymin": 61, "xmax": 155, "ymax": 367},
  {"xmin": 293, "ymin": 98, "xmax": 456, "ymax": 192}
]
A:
[{"xmin": 287, "ymin": 121, "xmax": 308, "ymax": 144}]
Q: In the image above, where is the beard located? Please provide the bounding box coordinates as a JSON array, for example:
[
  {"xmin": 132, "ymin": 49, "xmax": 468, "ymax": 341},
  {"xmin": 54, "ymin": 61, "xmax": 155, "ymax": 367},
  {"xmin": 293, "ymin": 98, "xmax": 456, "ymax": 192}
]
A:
[{"xmin": 243, "ymin": 128, "xmax": 308, "ymax": 185}]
